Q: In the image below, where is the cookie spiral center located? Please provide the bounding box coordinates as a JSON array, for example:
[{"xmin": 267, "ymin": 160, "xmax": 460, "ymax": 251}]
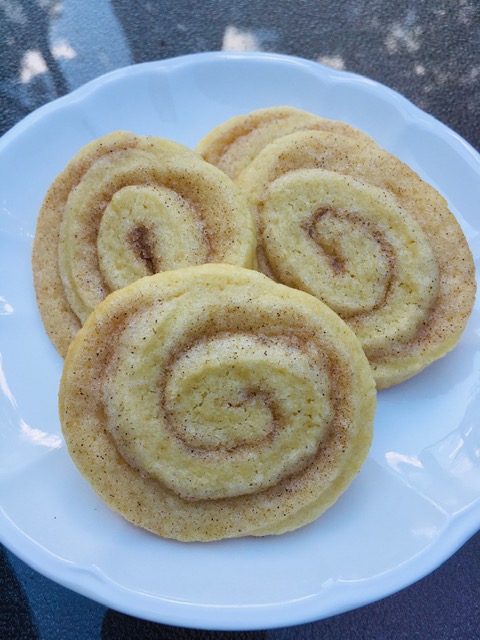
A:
[
  {"xmin": 97, "ymin": 184, "xmax": 207, "ymax": 291},
  {"xmin": 102, "ymin": 297, "xmax": 333, "ymax": 502},
  {"xmin": 260, "ymin": 168, "xmax": 439, "ymax": 354},
  {"xmin": 165, "ymin": 354, "xmax": 277, "ymax": 450},
  {"xmin": 57, "ymin": 137, "xmax": 257, "ymax": 325},
  {"xmin": 303, "ymin": 206, "xmax": 394, "ymax": 315}
]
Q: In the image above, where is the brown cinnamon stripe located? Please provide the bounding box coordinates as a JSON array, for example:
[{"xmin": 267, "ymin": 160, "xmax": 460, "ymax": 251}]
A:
[
  {"xmin": 237, "ymin": 129, "xmax": 476, "ymax": 388},
  {"xmin": 196, "ymin": 105, "xmax": 371, "ymax": 180},
  {"xmin": 59, "ymin": 264, "xmax": 375, "ymax": 541},
  {"xmin": 32, "ymin": 131, "xmax": 257, "ymax": 357}
]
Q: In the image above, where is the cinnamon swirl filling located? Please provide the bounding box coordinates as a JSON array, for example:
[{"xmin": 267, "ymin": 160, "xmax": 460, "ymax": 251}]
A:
[
  {"xmin": 59, "ymin": 264, "xmax": 375, "ymax": 541},
  {"xmin": 32, "ymin": 131, "xmax": 257, "ymax": 356},
  {"xmin": 258, "ymin": 169, "xmax": 439, "ymax": 359},
  {"xmin": 237, "ymin": 128, "xmax": 475, "ymax": 388}
]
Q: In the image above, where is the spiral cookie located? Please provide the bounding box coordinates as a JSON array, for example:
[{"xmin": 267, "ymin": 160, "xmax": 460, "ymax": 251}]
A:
[
  {"xmin": 237, "ymin": 129, "xmax": 476, "ymax": 388},
  {"xmin": 195, "ymin": 106, "xmax": 370, "ymax": 180},
  {"xmin": 32, "ymin": 131, "xmax": 257, "ymax": 357},
  {"xmin": 59, "ymin": 264, "xmax": 376, "ymax": 541}
]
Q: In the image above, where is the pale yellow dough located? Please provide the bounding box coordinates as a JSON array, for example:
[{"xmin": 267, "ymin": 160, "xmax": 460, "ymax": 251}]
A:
[
  {"xmin": 59, "ymin": 264, "xmax": 376, "ymax": 542},
  {"xmin": 32, "ymin": 131, "xmax": 257, "ymax": 357}
]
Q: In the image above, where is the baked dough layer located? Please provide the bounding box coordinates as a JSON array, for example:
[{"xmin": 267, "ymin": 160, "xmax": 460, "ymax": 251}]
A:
[
  {"xmin": 59, "ymin": 264, "xmax": 376, "ymax": 541},
  {"xmin": 195, "ymin": 105, "xmax": 369, "ymax": 180},
  {"xmin": 32, "ymin": 131, "xmax": 257, "ymax": 357},
  {"xmin": 236, "ymin": 128, "xmax": 476, "ymax": 388}
]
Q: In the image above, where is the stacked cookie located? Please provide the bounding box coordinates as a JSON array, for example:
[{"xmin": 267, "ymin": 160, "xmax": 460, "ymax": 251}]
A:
[
  {"xmin": 196, "ymin": 106, "xmax": 476, "ymax": 389},
  {"xmin": 32, "ymin": 107, "xmax": 475, "ymax": 541},
  {"xmin": 32, "ymin": 132, "xmax": 257, "ymax": 357},
  {"xmin": 58, "ymin": 263, "xmax": 375, "ymax": 541}
]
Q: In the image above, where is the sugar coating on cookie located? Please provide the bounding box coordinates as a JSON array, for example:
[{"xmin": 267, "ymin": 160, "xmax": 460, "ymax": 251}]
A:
[
  {"xmin": 195, "ymin": 105, "xmax": 369, "ymax": 180},
  {"xmin": 237, "ymin": 128, "xmax": 476, "ymax": 388},
  {"xmin": 59, "ymin": 264, "xmax": 376, "ymax": 542},
  {"xmin": 32, "ymin": 131, "xmax": 257, "ymax": 357}
]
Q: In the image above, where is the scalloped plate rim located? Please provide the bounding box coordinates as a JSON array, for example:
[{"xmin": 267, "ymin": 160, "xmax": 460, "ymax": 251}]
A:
[{"xmin": 0, "ymin": 51, "xmax": 479, "ymax": 631}]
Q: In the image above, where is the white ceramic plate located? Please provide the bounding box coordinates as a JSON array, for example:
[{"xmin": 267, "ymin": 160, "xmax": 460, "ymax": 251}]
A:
[{"xmin": 0, "ymin": 51, "xmax": 479, "ymax": 631}]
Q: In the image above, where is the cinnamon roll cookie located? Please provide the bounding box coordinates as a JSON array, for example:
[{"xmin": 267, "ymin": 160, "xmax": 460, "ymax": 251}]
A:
[
  {"xmin": 195, "ymin": 106, "xmax": 370, "ymax": 180},
  {"xmin": 32, "ymin": 131, "xmax": 257, "ymax": 357},
  {"xmin": 237, "ymin": 129, "xmax": 476, "ymax": 388},
  {"xmin": 59, "ymin": 264, "xmax": 376, "ymax": 541}
]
